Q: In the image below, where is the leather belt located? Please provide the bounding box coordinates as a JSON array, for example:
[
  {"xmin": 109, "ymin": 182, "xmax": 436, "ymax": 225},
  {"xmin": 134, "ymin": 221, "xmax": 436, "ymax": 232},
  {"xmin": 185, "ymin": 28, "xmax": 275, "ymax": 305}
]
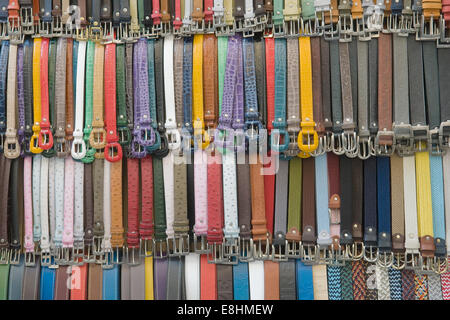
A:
[
  {"xmin": 377, "ymin": 157, "xmax": 393, "ymax": 266},
  {"xmin": 272, "ymin": 38, "xmax": 288, "ymax": 153},
  {"xmin": 272, "ymin": 159, "xmax": 288, "ymax": 261},
  {"xmin": 72, "ymin": 40, "xmax": 87, "ymax": 160},
  {"xmin": 363, "ymin": 157, "xmax": 378, "ymax": 262},
  {"xmin": 4, "ymin": 43, "xmax": 20, "ymax": 158},
  {"xmin": 233, "ymin": 261, "xmax": 249, "ymax": 299},
  {"xmin": 237, "ymin": 155, "xmax": 252, "ymax": 262},
  {"xmin": 22, "ymin": 39, "xmax": 33, "ymax": 155},
  {"xmin": 285, "ymin": 37, "xmax": 300, "ymax": 158},
  {"xmin": 286, "ymin": 158, "xmax": 301, "ymax": 258},
  {"xmin": 82, "ymin": 41, "xmax": 96, "ymax": 163},
  {"xmin": 115, "ymin": 44, "xmax": 130, "ymax": 148},
  {"xmin": 30, "ymin": 39, "xmax": 42, "ymax": 154},
  {"xmin": 55, "ymin": 38, "xmax": 69, "ymax": 157},
  {"xmin": 146, "ymin": 39, "xmax": 162, "ymax": 155},
  {"xmin": 263, "ymin": 260, "xmax": 279, "ymax": 299}
]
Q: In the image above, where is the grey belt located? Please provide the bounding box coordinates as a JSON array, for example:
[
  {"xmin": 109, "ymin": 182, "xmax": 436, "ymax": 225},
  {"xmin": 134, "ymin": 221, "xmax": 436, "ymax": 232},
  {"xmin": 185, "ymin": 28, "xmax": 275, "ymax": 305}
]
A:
[
  {"xmin": 272, "ymin": 159, "xmax": 289, "ymax": 261},
  {"xmin": 55, "ymin": 38, "xmax": 68, "ymax": 157},
  {"xmin": 356, "ymin": 40, "xmax": 371, "ymax": 160},
  {"xmin": 392, "ymin": 33, "xmax": 413, "ymax": 156},
  {"xmin": 279, "ymin": 260, "xmax": 296, "ymax": 300},
  {"xmin": 22, "ymin": 261, "xmax": 41, "ymax": 300},
  {"xmin": 339, "ymin": 42, "xmax": 357, "ymax": 156},
  {"xmin": 121, "ymin": 263, "xmax": 146, "ymax": 300},
  {"xmin": 166, "ymin": 257, "xmax": 184, "ymax": 300}
]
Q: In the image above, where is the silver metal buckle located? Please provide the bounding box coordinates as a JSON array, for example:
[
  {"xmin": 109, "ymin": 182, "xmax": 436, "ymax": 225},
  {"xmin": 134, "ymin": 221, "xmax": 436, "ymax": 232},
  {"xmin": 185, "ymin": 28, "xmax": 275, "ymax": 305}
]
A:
[
  {"xmin": 20, "ymin": 7, "xmax": 34, "ymax": 34},
  {"xmin": 83, "ymin": 243, "xmax": 95, "ymax": 263},
  {"xmin": 321, "ymin": 10, "xmax": 340, "ymax": 40},
  {"xmin": 0, "ymin": 247, "xmax": 9, "ymax": 264},
  {"xmin": 40, "ymin": 250, "xmax": 52, "ymax": 267},
  {"xmin": 348, "ymin": 241, "xmax": 365, "ymax": 261},
  {"xmin": 112, "ymin": 246, "xmax": 125, "ymax": 264},
  {"xmin": 391, "ymin": 252, "xmax": 406, "ymax": 270},
  {"xmin": 207, "ymin": 242, "xmax": 224, "ymax": 264},
  {"xmin": 152, "ymin": 238, "xmax": 168, "ymax": 259},
  {"xmin": 253, "ymin": 238, "xmax": 271, "ymax": 260},
  {"xmin": 285, "ymin": 18, "xmax": 301, "ymax": 37},
  {"xmin": 126, "ymin": 247, "xmax": 141, "ymax": 265},
  {"xmin": 363, "ymin": 245, "xmax": 379, "ymax": 263},
  {"xmin": 329, "ymin": 245, "xmax": 346, "ymax": 266},
  {"xmin": 412, "ymin": 125, "xmax": 430, "ymax": 152},
  {"xmin": 272, "ymin": 21, "xmax": 285, "ymax": 38},
  {"xmin": 286, "ymin": 239, "xmax": 302, "ymax": 258},
  {"xmin": 102, "ymin": 249, "xmax": 114, "ymax": 269},
  {"xmin": 317, "ymin": 246, "xmax": 333, "ymax": 264},
  {"xmin": 331, "ymin": 132, "xmax": 346, "ymax": 155},
  {"xmin": 9, "ymin": 248, "xmax": 21, "ymax": 265},
  {"xmin": 432, "ymin": 256, "xmax": 449, "ymax": 274},
  {"xmin": 301, "ymin": 244, "xmax": 317, "ymax": 264},
  {"xmin": 190, "ymin": 19, "xmax": 204, "ymax": 33},
  {"xmin": 239, "ymin": 238, "xmax": 254, "ymax": 262},
  {"xmin": 339, "ymin": 15, "xmax": 353, "ymax": 42},
  {"xmin": 342, "ymin": 130, "xmax": 358, "ymax": 154},
  {"xmin": 418, "ymin": 256, "xmax": 437, "ymax": 274},
  {"xmin": 429, "ymin": 128, "xmax": 442, "ymax": 155},
  {"xmin": 404, "ymin": 250, "xmax": 422, "ymax": 270},
  {"xmin": 193, "ymin": 234, "xmax": 209, "ymax": 254},
  {"xmin": 302, "ymin": 16, "xmax": 320, "ymax": 36},
  {"xmin": 377, "ymin": 251, "xmax": 394, "ymax": 268},
  {"xmin": 439, "ymin": 121, "xmax": 450, "ymax": 149},
  {"xmin": 394, "ymin": 123, "xmax": 414, "ymax": 156},
  {"xmin": 357, "ymin": 135, "xmax": 371, "ymax": 160},
  {"xmin": 417, "ymin": 14, "xmax": 440, "ymax": 40},
  {"xmin": 223, "ymin": 237, "xmax": 239, "ymax": 257},
  {"xmin": 170, "ymin": 234, "xmax": 190, "ymax": 256},
  {"xmin": 52, "ymin": 16, "xmax": 63, "ymax": 37},
  {"xmin": 374, "ymin": 130, "xmax": 395, "ymax": 156}
]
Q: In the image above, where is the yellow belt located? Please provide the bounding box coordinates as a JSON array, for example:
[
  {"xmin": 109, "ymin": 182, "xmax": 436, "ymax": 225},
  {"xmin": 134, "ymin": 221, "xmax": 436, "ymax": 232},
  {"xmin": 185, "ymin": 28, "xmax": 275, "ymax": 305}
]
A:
[
  {"xmin": 30, "ymin": 38, "xmax": 43, "ymax": 154},
  {"xmin": 298, "ymin": 37, "xmax": 318, "ymax": 157},
  {"xmin": 415, "ymin": 143, "xmax": 434, "ymax": 257},
  {"xmin": 192, "ymin": 34, "xmax": 209, "ymax": 149},
  {"xmin": 145, "ymin": 255, "xmax": 154, "ymax": 300}
]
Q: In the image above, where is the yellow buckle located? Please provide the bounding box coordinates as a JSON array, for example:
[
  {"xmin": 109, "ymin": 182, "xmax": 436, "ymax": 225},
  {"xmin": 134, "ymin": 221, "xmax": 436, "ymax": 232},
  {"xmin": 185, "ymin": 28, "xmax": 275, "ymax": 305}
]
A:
[
  {"xmin": 297, "ymin": 121, "xmax": 318, "ymax": 154},
  {"xmin": 29, "ymin": 127, "xmax": 43, "ymax": 154}
]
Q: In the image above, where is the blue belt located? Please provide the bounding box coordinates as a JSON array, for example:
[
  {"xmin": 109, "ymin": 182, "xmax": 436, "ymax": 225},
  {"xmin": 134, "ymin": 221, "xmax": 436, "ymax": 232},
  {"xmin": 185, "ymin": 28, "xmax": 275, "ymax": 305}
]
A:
[
  {"xmin": 40, "ymin": 265, "xmax": 56, "ymax": 300},
  {"xmin": 103, "ymin": 260, "xmax": 121, "ymax": 300},
  {"xmin": 377, "ymin": 157, "xmax": 392, "ymax": 252},
  {"xmin": 296, "ymin": 260, "xmax": 314, "ymax": 300},
  {"xmin": 364, "ymin": 157, "xmax": 378, "ymax": 248},
  {"xmin": 315, "ymin": 154, "xmax": 331, "ymax": 247},
  {"xmin": 430, "ymin": 155, "xmax": 446, "ymax": 255},
  {"xmin": 327, "ymin": 265, "xmax": 342, "ymax": 300},
  {"xmin": 8, "ymin": 255, "xmax": 25, "ymax": 300},
  {"xmin": 388, "ymin": 267, "xmax": 402, "ymax": 300},
  {"xmin": 233, "ymin": 261, "xmax": 250, "ymax": 300}
]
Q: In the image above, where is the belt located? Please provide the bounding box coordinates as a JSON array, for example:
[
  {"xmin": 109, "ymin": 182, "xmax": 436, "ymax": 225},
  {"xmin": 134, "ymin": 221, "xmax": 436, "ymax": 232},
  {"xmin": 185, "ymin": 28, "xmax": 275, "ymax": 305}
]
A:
[
  {"xmin": 54, "ymin": 266, "xmax": 70, "ymax": 300},
  {"xmin": 233, "ymin": 261, "xmax": 249, "ymax": 299},
  {"xmin": 279, "ymin": 261, "xmax": 296, "ymax": 299},
  {"xmin": 351, "ymin": 158, "xmax": 363, "ymax": 259},
  {"xmin": 339, "ymin": 156, "xmax": 353, "ymax": 254},
  {"xmin": 22, "ymin": 39, "xmax": 33, "ymax": 155},
  {"xmin": 216, "ymin": 264, "xmax": 233, "ymax": 299},
  {"xmin": 327, "ymin": 153, "xmax": 341, "ymax": 256},
  {"xmin": 351, "ymin": 260, "xmax": 366, "ymax": 300},
  {"xmin": 272, "ymin": 159, "xmax": 288, "ymax": 261},
  {"xmin": 104, "ymin": 42, "xmax": 122, "ymax": 162},
  {"xmin": 302, "ymin": 158, "xmax": 316, "ymax": 260},
  {"xmin": 329, "ymin": 39, "xmax": 344, "ymax": 155},
  {"xmin": 200, "ymin": 254, "xmax": 217, "ymax": 299},
  {"xmin": 285, "ymin": 38, "xmax": 300, "ymax": 158},
  {"xmin": 377, "ymin": 157, "xmax": 393, "ymax": 266},
  {"xmin": 115, "ymin": 44, "xmax": 130, "ymax": 148},
  {"xmin": 166, "ymin": 257, "xmax": 184, "ymax": 299},
  {"xmin": 101, "ymin": 159, "xmax": 113, "ymax": 267},
  {"xmin": 315, "ymin": 154, "xmax": 331, "ymax": 260},
  {"xmin": 30, "ymin": 39, "xmax": 42, "ymax": 154},
  {"xmin": 39, "ymin": 156, "xmax": 51, "ymax": 266},
  {"xmin": 375, "ymin": 33, "xmax": 394, "ymax": 156},
  {"xmin": 110, "ymin": 157, "xmax": 124, "ymax": 263},
  {"xmin": 146, "ymin": 39, "xmax": 162, "ymax": 154},
  {"xmin": 125, "ymin": 158, "xmax": 139, "ymax": 263},
  {"xmin": 185, "ymin": 253, "xmax": 200, "ymax": 299},
  {"xmin": 65, "ymin": 39, "xmax": 74, "ymax": 149},
  {"xmin": 297, "ymin": 261, "xmax": 314, "ymax": 299},
  {"xmin": 144, "ymin": 254, "xmax": 154, "ymax": 299},
  {"xmin": 152, "ymin": 157, "xmax": 167, "ymax": 258},
  {"xmin": 82, "ymin": 41, "xmax": 96, "ymax": 163},
  {"xmin": 42, "ymin": 38, "xmax": 57, "ymax": 159},
  {"xmin": 310, "ymin": 37, "xmax": 325, "ymax": 157},
  {"xmin": 264, "ymin": 260, "xmax": 279, "ymax": 299},
  {"xmin": 54, "ymin": 38, "xmax": 69, "ymax": 157},
  {"xmin": 4, "ymin": 43, "xmax": 20, "ymax": 158},
  {"xmin": 391, "ymin": 154, "xmax": 406, "ymax": 269},
  {"xmin": 87, "ymin": 263, "xmax": 102, "ymax": 299},
  {"xmin": 272, "ymin": 38, "xmax": 288, "ymax": 153},
  {"xmin": 40, "ymin": 265, "xmax": 56, "ymax": 300},
  {"xmin": 72, "ymin": 40, "xmax": 87, "ymax": 159},
  {"xmin": 312, "ymin": 264, "xmax": 328, "ymax": 300},
  {"xmin": 414, "ymin": 273, "xmax": 429, "ymax": 300},
  {"xmin": 102, "ymin": 263, "xmax": 120, "ymax": 299},
  {"xmin": 248, "ymin": 260, "xmax": 264, "ymax": 299},
  {"xmin": 89, "ymin": 43, "xmax": 106, "ymax": 158},
  {"xmin": 237, "ymin": 155, "xmax": 252, "ymax": 261},
  {"xmin": 355, "ymin": 39, "xmax": 370, "ymax": 159},
  {"xmin": 327, "ymin": 265, "xmax": 342, "ymax": 300},
  {"xmin": 22, "ymin": 261, "xmax": 41, "ymax": 299},
  {"xmin": 286, "ymin": 158, "xmax": 301, "ymax": 258},
  {"xmin": 154, "ymin": 258, "xmax": 168, "ymax": 299},
  {"xmin": 363, "ymin": 157, "xmax": 378, "ymax": 262}
]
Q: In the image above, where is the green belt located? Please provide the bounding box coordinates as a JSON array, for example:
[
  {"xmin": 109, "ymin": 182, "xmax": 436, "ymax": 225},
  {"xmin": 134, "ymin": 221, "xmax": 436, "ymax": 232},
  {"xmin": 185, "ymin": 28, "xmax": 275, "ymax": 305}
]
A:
[
  {"xmin": 153, "ymin": 157, "xmax": 167, "ymax": 240},
  {"xmin": 0, "ymin": 264, "xmax": 10, "ymax": 300},
  {"xmin": 287, "ymin": 158, "xmax": 302, "ymax": 235},
  {"xmin": 116, "ymin": 44, "xmax": 130, "ymax": 147},
  {"xmin": 82, "ymin": 41, "xmax": 96, "ymax": 163},
  {"xmin": 218, "ymin": 36, "xmax": 228, "ymax": 114}
]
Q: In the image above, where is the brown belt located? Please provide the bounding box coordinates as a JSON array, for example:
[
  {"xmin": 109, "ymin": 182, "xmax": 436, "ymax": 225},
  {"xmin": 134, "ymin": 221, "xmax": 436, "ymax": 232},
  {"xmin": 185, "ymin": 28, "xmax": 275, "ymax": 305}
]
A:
[{"xmin": 203, "ymin": 35, "xmax": 218, "ymax": 130}]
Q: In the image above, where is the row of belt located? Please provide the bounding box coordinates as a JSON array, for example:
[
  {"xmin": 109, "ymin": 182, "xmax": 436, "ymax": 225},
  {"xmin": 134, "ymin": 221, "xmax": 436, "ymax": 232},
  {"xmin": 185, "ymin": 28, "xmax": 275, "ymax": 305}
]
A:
[
  {"xmin": 1, "ymin": 0, "xmax": 450, "ymax": 41},
  {"xmin": 2, "ymin": 256, "xmax": 450, "ymax": 299},
  {"xmin": 0, "ymin": 32, "xmax": 449, "ymax": 275}
]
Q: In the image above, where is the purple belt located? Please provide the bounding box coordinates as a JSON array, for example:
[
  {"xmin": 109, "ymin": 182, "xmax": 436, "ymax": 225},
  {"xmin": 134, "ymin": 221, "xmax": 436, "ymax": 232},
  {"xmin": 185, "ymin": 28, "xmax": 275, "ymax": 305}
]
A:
[{"xmin": 131, "ymin": 38, "xmax": 156, "ymax": 158}]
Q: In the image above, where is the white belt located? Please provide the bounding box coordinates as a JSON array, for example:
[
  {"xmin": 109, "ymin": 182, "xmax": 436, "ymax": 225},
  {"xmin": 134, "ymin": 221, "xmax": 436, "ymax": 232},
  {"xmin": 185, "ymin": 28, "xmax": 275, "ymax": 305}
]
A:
[
  {"xmin": 48, "ymin": 158, "xmax": 56, "ymax": 248},
  {"xmin": 163, "ymin": 151, "xmax": 175, "ymax": 238},
  {"xmin": 164, "ymin": 35, "xmax": 180, "ymax": 150},
  {"xmin": 53, "ymin": 158, "xmax": 65, "ymax": 248},
  {"xmin": 71, "ymin": 40, "xmax": 87, "ymax": 160},
  {"xmin": 39, "ymin": 157, "xmax": 50, "ymax": 254},
  {"xmin": 23, "ymin": 157, "xmax": 34, "ymax": 253},
  {"xmin": 185, "ymin": 253, "xmax": 201, "ymax": 299},
  {"xmin": 376, "ymin": 265, "xmax": 391, "ymax": 300},
  {"xmin": 62, "ymin": 157, "xmax": 74, "ymax": 249},
  {"xmin": 183, "ymin": 0, "xmax": 193, "ymax": 27},
  {"xmin": 314, "ymin": 0, "xmax": 331, "ymax": 12},
  {"xmin": 403, "ymin": 156, "xmax": 420, "ymax": 252},
  {"xmin": 222, "ymin": 151, "xmax": 239, "ymax": 240},
  {"xmin": 244, "ymin": 0, "xmax": 255, "ymax": 19},
  {"xmin": 4, "ymin": 44, "xmax": 19, "ymax": 159},
  {"xmin": 102, "ymin": 160, "xmax": 112, "ymax": 252},
  {"xmin": 193, "ymin": 149, "xmax": 208, "ymax": 235},
  {"xmin": 248, "ymin": 260, "xmax": 265, "ymax": 300},
  {"xmin": 213, "ymin": 0, "xmax": 225, "ymax": 18},
  {"xmin": 32, "ymin": 155, "xmax": 42, "ymax": 242}
]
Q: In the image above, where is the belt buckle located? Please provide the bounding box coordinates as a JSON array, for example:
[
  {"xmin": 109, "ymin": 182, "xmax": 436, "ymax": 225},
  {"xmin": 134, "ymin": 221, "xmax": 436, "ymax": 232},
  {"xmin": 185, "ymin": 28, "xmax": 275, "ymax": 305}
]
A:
[
  {"xmin": 439, "ymin": 121, "xmax": 450, "ymax": 150},
  {"xmin": 322, "ymin": 12, "xmax": 339, "ymax": 40},
  {"xmin": 284, "ymin": 130, "xmax": 299, "ymax": 158},
  {"xmin": 349, "ymin": 241, "xmax": 365, "ymax": 261},
  {"xmin": 93, "ymin": 235, "xmax": 104, "ymax": 261},
  {"xmin": 71, "ymin": 135, "xmax": 87, "ymax": 159},
  {"xmin": 4, "ymin": 134, "xmax": 21, "ymax": 159},
  {"xmin": 139, "ymin": 238, "xmax": 153, "ymax": 258},
  {"xmin": 329, "ymin": 245, "xmax": 346, "ymax": 266},
  {"xmin": 358, "ymin": 16, "xmax": 373, "ymax": 41},
  {"xmin": 417, "ymin": 14, "xmax": 440, "ymax": 41},
  {"xmin": 207, "ymin": 242, "xmax": 224, "ymax": 264},
  {"xmin": 242, "ymin": 19, "xmax": 255, "ymax": 38},
  {"xmin": 161, "ymin": 22, "xmax": 172, "ymax": 36},
  {"xmin": 357, "ymin": 135, "xmax": 371, "ymax": 160},
  {"xmin": 71, "ymin": 242, "xmax": 84, "ymax": 260},
  {"xmin": 400, "ymin": 14, "xmax": 415, "ymax": 35},
  {"xmin": 404, "ymin": 250, "xmax": 421, "ymax": 270},
  {"xmin": 432, "ymin": 256, "xmax": 449, "ymax": 274},
  {"xmin": 105, "ymin": 141, "xmax": 123, "ymax": 162},
  {"xmin": 270, "ymin": 129, "xmax": 290, "ymax": 153},
  {"xmin": 112, "ymin": 246, "xmax": 125, "ymax": 265},
  {"xmin": 171, "ymin": 234, "xmax": 190, "ymax": 256},
  {"xmin": 20, "ymin": 7, "xmax": 34, "ymax": 34},
  {"xmin": 317, "ymin": 246, "xmax": 333, "ymax": 264},
  {"xmin": 302, "ymin": 16, "xmax": 320, "ymax": 36},
  {"xmin": 301, "ymin": 244, "xmax": 318, "ymax": 264},
  {"xmin": 331, "ymin": 132, "xmax": 346, "ymax": 155},
  {"xmin": 223, "ymin": 237, "xmax": 240, "ymax": 258},
  {"xmin": 102, "ymin": 249, "xmax": 114, "ymax": 269},
  {"xmin": 232, "ymin": 129, "xmax": 246, "ymax": 153},
  {"xmin": 75, "ymin": 27, "xmax": 89, "ymax": 41},
  {"xmin": 39, "ymin": 20, "xmax": 52, "ymax": 37},
  {"xmin": 309, "ymin": 134, "xmax": 326, "ymax": 157},
  {"xmin": 429, "ymin": 128, "xmax": 442, "ymax": 155},
  {"xmin": 180, "ymin": 21, "xmax": 192, "ymax": 36},
  {"xmin": 89, "ymin": 127, "xmax": 107, "ymax": 149},
  {"xmin": 204, "ymin": 19, "xmax": 215, "ymax": 34},
  {"xmin": 418, "ymin": 256, "xmax": 436, "ymax": 274},
  {"xmin": 117, "ymin": 126, "xmax": 131, "ymax": 146},
  {"xmin": 190, "ymin": 20, "xmax": 204, "ymax": 34},
  {"xmin": 339, "ymin": 14, "xmax": 353, "ymax": 42},
  {"xmin": 83, "ymin": 242, "xmax": 96, "ymax": 263},
  {"xmin": 393, "ymin": 123, "xmax": 414, "ymax": 156},
  {"xmin": 89, "ymin": 25, "xmax": 103, "ymax": 42},
  {"xmin": 285, "ymin": 18, "xmax": 300, "ymax": 37},
  {"xmin": 374, "ymin": 130, "xmax": 395, "ymax": 156},
  {"xmin": 60, "ymin": 247, "xmax": 73, "ymax": 265},
  {"xmin": 388, "ymin": 13, "xmax": 402, "ymax": 33},
  {"xmin": 286, "ymin": 239, "xmax": 302, "ymax": 259},
  {"xmin": 412, "ymin": 125, "xmax": 430, "ymax": 152},
  {"xmin": 166, "ymin": 128, "xmax": 181, "ymax": 150},
  {"xmin": 272, "ymin": 22, "xmax": 285, "ymax": 38},
  {"xmin": 377, "ymin": 250, "xmax": 394, "ymax": 268},
  {"xmin": 126, "ymin": 246, "xmax": 141, "ymax": 265},
  {"xmin": 367, "ymin": 11, "xmax": 383, "ymax": 36},
  {"xmin": 25, "ymin": 251, "xmax": 36, "ymax": 267},
  {"xmin": 40, "ymin": 250, "xmax": 52, "ymax": 267},
  {"xmin": 239, "ymin": 238, "xmax": 254, "ymax": 262},
  {"xmin": 152, "ymin": 238, "xmax": 168, "ymax": 259},
  {"xmin": 9, "ymin": 248, "xmax": 21, "ymax": 265},
  {"xmin": 0, "ymin": 248, "xmax": 9, "ymax": 265},
  {"xmin": 38, "ymin": 127, "xmax": 54, "ymax": 151},
  {"xmin": 8, "ymin": 17, "xmax": 24, "ymax": 44},
  {"xmin": 253, "ymin": 238, "xmax": 272, "ymax": 260},
  {"xmin": 391, "ymin": 252, "xmax": 406, "ymax": 270},
  {"xmin": 352, "ymin": 17, "xmax": 364, "ymax": 37},
  {"xmin": 52, "ymin": 16, "xmax": 63, "ymax": 37},
  {"xmin": 342, "ymin": 130, "xmax": 358, "ymax": 156},
  {"xmin": 193, "ymin": 234, "xmax": 209, "ymax": 254},
  {"xmin": 363, "ymin": 245, "xmax": 379, "ymax": 262},
  {"xmin": 55, "ymin": 136, "xmax": 70, "ymax": 157},
  {"xmin": 438, "ymin": 16, "xmax": 450, "ymax": 47}
]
